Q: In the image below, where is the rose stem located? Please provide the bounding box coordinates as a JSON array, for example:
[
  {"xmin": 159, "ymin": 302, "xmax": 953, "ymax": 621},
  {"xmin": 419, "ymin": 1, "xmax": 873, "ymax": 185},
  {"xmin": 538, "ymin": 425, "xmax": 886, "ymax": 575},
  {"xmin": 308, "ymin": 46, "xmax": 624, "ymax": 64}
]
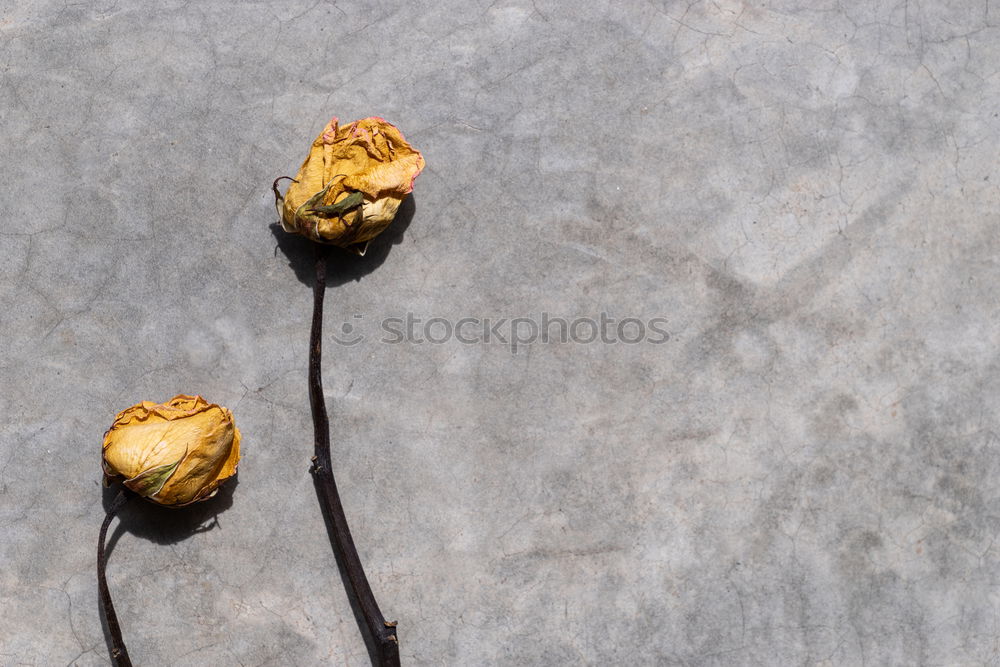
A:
[
  {"xmin": 97, "ymin": 488, "xmax": 133, "ymax": 667},
  {"xmin": 309, "ymin": 243, "xmax": 400, "ymax": 666}
]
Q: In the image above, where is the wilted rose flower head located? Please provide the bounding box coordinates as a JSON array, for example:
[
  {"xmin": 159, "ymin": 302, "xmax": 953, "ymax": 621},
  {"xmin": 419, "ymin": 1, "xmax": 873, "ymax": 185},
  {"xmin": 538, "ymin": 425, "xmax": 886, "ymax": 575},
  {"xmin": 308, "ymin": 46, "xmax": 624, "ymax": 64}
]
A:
[
  {"xmin": 102, "ymin": 395, "xmax": 241, "ymax": 507},
  {"xmin": 276, "ymin": 117, "xmax": 425, "ymax": 253}
]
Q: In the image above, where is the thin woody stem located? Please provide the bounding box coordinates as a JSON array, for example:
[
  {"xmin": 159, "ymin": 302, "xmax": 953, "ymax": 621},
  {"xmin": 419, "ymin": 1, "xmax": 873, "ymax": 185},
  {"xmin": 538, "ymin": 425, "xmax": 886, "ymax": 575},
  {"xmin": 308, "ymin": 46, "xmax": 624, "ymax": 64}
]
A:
[
  {"xmin": 97, "ymin": 489, "xmax": 133, "ymax": 667},
  {"xmin": 309, "ymin": 243, "xmax": 400, "ymax": 666}
]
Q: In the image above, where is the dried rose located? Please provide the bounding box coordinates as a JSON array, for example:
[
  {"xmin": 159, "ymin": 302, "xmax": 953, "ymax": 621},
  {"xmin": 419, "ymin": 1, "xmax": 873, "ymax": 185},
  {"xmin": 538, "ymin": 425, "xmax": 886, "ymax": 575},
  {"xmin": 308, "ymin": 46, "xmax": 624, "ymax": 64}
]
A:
[
  {"xmin": 101, "ymin": 394, "xmax": 241, "ymax": 507},
  {"xmin": 275, "ymin": 116, "xmax": 425, "ymax": 253}
]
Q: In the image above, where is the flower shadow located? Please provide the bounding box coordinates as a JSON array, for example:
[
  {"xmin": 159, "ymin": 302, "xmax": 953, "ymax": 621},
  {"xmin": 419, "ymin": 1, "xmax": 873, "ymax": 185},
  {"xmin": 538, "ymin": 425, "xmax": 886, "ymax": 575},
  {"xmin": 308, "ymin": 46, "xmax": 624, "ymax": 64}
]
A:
[
  {"xmin": 100, "ymin": 476, "xmax": 238, "ymax": 547},
  {"xmin": 270, "ymin": 194, "xmax": 416, "ymax": 288}
]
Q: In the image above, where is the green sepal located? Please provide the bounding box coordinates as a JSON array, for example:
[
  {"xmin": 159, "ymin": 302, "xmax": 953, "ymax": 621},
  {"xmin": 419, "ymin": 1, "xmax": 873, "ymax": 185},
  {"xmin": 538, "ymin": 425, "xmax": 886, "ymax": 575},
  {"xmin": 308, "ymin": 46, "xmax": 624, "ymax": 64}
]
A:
[
  {"xmin": 311, "ymin": 190, "xmax": 364, "ymax": 218},
  {"xmin": 125, "ymin": 455, "xmax": 183, "ymax": 497}
]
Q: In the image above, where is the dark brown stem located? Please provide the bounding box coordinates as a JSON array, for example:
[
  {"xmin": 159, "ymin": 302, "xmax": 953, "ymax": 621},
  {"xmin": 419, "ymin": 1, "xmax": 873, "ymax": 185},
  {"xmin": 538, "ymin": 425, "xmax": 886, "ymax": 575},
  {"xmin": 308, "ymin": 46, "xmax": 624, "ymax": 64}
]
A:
[
  {"xmin": 309, "ymin": 243, "xmax": 400, "ymax": 666},
  {"xmin": 98, "ymin": 489, "xmax": 133, "ymax": 667}
]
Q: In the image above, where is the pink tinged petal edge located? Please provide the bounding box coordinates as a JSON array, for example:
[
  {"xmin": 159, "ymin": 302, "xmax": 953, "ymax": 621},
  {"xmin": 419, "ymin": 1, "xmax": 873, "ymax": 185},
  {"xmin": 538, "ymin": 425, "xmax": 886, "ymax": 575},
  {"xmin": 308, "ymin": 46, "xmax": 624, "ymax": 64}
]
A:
[
  {"xmin": 407, "ymin": 159, "xmax": 423, "ymax": 194},
  {"xmin": 321, "ymin": 117, "xmax": 340, "ymax": 143},
  {"xmin": 319, "ymin": 116, "xmax": 424, "ymax": 193},
  {"xmin": 367, "ymin": 118, "xmax": 424, "ymax": 194}
]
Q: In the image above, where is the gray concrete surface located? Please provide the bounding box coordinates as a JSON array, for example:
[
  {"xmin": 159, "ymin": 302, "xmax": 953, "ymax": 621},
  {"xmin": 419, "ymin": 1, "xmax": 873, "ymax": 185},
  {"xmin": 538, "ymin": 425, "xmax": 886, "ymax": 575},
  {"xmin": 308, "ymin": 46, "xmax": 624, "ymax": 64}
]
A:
[{"xmin": 3, "ymin": 1, "xmax": 1000, "ymax": 664}]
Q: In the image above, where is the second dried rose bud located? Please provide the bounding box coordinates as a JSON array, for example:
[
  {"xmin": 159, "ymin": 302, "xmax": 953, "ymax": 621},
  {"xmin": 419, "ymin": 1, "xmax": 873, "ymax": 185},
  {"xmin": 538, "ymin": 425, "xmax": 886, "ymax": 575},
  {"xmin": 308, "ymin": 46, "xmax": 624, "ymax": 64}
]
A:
[
  {"xmin": 275, "ymin": 116, "xmax": 425, "ymax": 253},
  {"xmin": 102, "ymin": 395, "xmax": 241, "ymax": 507}
]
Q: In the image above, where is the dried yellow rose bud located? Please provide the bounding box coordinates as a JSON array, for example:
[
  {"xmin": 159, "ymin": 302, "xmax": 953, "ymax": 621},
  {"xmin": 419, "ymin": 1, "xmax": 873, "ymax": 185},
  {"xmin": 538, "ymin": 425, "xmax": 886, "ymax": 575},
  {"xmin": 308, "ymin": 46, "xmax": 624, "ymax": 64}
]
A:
[
  {"xmin": 101, "ymin": 395, "xmax": 241, "ymax": 507},
  {"xmin": 276, "ymin": 116, "xmax": 425, "ymax": 253}
]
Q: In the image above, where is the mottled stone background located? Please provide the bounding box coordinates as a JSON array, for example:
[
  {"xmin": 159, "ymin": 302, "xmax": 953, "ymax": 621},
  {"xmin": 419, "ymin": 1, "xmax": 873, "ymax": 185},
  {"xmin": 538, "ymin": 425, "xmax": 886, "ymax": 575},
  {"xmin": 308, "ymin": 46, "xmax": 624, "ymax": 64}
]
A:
[{"xmin": 2, "ymin": 1, "xmax": 999, "ymax": 665}]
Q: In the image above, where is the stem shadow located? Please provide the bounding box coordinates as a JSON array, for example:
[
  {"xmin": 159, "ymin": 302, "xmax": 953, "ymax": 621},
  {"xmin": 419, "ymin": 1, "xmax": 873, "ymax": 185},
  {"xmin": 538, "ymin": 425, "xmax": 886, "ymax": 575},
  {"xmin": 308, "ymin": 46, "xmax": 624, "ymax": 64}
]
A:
[
  {"xmin": 97, "ymin": 479, "xmax": 238, "ymax": 664},
  {"xmin": 312, "ymin": 475, "xmax": 384, "ymax": 666}
]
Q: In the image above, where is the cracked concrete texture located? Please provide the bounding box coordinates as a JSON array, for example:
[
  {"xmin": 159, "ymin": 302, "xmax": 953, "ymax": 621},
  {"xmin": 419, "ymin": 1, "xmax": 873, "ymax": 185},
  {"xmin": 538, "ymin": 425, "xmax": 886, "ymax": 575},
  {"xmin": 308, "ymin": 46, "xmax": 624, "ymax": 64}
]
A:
[{"xmin": 2, "ymin": 0, "xmax": 999, "ymax": 664}]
